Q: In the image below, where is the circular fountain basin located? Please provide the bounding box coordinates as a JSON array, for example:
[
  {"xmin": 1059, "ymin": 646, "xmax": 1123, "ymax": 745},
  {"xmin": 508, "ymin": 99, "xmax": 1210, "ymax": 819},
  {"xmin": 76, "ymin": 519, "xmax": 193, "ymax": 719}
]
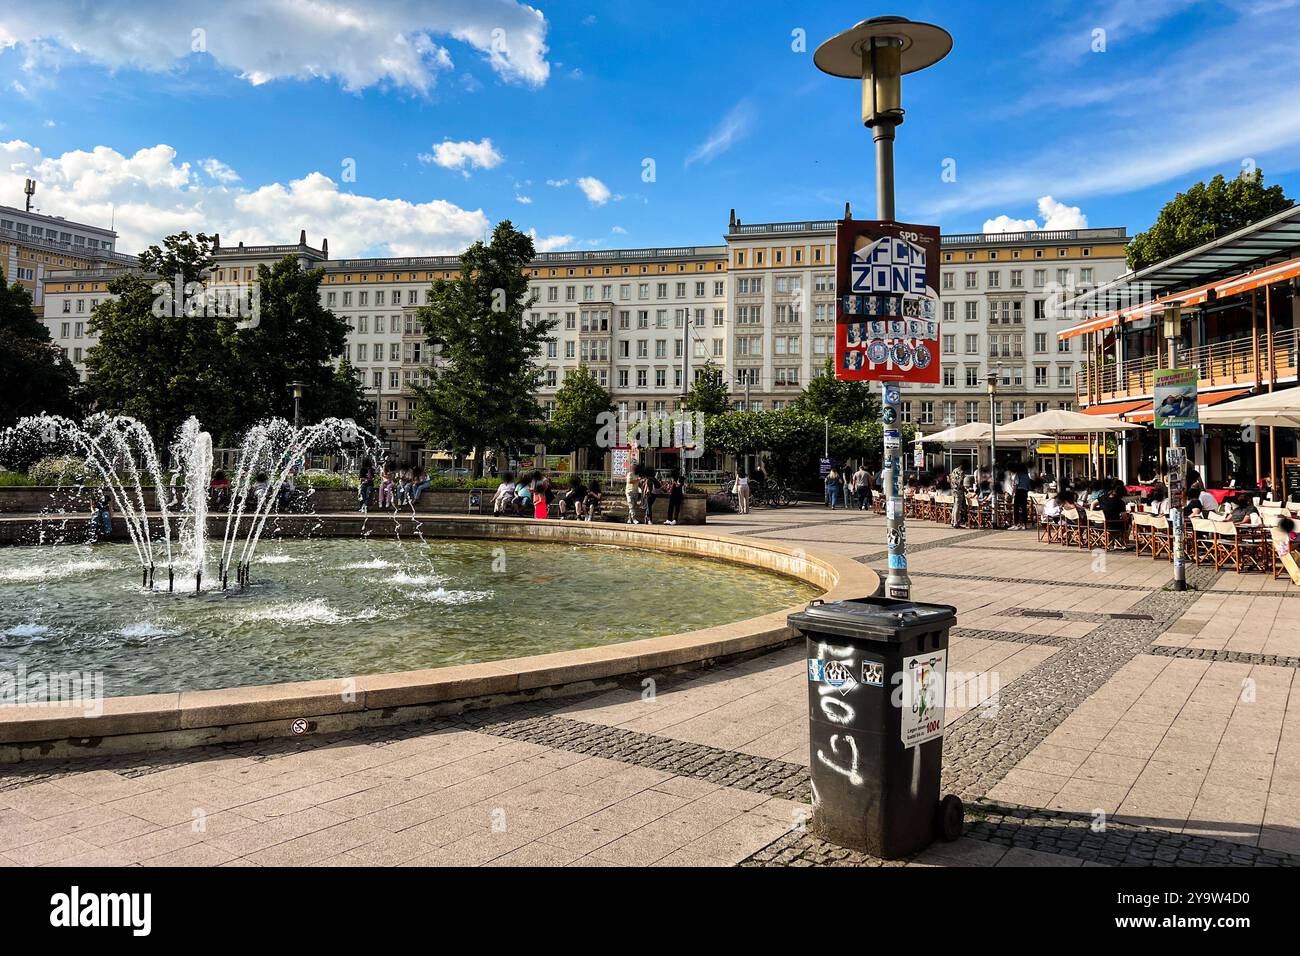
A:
[
  {"xmin": 0, "ymin": 518, "xmax": 878, "ymax": 761},
  {"xmin": 0, "ymin": 537, "xmax": 818, "ymax": 698}
]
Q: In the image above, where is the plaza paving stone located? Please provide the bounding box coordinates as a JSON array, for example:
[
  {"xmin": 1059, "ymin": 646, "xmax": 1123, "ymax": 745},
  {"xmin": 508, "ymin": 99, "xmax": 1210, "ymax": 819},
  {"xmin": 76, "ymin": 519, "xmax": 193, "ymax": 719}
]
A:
[{"xmin": 0, "ymin": 504, "xmax": 1297, "ymax": 867}]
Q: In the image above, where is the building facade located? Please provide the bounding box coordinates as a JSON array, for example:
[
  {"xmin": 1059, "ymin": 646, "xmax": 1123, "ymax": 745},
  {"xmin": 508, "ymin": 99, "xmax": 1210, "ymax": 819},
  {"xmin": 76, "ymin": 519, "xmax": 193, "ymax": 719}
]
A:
[
  {"xmin": 40, "ymin": 214, "xmax": 1128, "ymax": 465},
  {"xmin": 1, "ymin": 202, "xmax": 132, "ymax": 316}
]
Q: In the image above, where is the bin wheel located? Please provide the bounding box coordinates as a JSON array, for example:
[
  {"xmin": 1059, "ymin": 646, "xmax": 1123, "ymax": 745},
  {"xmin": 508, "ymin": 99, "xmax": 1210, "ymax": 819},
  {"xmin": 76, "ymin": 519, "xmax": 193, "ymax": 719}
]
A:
[{"xmin": 937, "ymin": 794, "xmax": 964, "ymax": 841}]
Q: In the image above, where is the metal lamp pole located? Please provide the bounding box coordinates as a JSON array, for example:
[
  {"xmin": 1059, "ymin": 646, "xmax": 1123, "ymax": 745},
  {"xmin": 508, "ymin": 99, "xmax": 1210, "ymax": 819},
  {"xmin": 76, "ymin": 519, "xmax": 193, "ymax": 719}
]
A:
[
  {"xmin": 987, "ymin": 367, "xmax": 1000, "ymax": 511},
  {"xmin": 290, "ymin": 380, "xmax": 306, "ymax": 428},
  {"xmin": 815, "ymin": 16, "xmax": 952, "ymax": 601},
  {"xmin": 1164, "ymin": 304, "xmax": 1187, "ymax": 591}
]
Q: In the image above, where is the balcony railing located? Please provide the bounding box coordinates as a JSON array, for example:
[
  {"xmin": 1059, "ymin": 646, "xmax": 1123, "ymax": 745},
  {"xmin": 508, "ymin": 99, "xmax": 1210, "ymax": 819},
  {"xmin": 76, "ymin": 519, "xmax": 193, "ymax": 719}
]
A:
[{"xmin": 1077, "ymin": 329, "xmax": 1300, "ymax": 403}]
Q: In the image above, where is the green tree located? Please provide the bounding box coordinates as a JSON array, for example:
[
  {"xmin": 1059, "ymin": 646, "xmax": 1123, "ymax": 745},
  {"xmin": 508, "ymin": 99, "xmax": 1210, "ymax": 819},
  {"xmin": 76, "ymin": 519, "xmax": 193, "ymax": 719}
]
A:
[
  {"xmin": 793, "ymin": 359, "xmax": 881, "ymax": 425},
  {"xmin": 683, "ymin": 360, "xmax": 732, "ymax": 416},
  {"xmin": 229, "ymin": 256, "xmax": 356, "ymax": 432},
  {"xmin": 411, "ymin": 221, "xmax": 556, "ymax": 476},
  {"xmin": 548, "ymin": 365, "xmax": 614, "ymax": 463},
  {"xmin": 1127, "ymin": 172, "xmax": 1293, "ymax": 270},
  {"xmin": 0, "ymin": 268, "xmax": 80, "ymax": 429},
  {"xmin": 84, "ymin": 232, "xmax": 238, "ymax": 444}
]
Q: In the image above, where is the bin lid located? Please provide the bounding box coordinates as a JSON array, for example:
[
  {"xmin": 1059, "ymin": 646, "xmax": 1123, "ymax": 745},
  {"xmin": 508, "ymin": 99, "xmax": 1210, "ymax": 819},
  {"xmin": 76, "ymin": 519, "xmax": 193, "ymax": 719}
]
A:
[{"xmin": 788, "ymin": 596, "xmax": 955, "ymax": 643}]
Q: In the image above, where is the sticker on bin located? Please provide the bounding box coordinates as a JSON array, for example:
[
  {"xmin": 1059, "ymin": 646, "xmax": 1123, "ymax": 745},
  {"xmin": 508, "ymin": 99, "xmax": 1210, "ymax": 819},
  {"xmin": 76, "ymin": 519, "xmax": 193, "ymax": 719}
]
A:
[
  {"xmin": 900, "ymin": 650, "xmax": 946, "ymax": 748},
  {"xmin": 808, "ymin": 658, "xmax": 856, "ymax": 690},
  {"xmin": 861, "ymin": 661, "xmax": 884, "ymax": 686}
]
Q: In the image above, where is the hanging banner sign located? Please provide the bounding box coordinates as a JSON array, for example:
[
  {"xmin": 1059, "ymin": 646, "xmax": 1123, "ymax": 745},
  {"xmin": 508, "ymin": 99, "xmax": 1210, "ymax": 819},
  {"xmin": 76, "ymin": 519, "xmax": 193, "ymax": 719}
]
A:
[
  {"xmin": 835, "ymin": 219, "xmax": 941, "ymax": 384},
  {"xmin": 1153, "ymin": 369, "xmax": 1199, "ymax": 429}
]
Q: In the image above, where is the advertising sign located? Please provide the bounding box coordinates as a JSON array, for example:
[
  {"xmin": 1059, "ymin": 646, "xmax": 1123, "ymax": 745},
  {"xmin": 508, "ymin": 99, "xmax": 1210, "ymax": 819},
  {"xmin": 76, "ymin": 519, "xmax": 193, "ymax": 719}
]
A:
[
  {"xmin": 835, "ymin": 219, "xmax": 941, "ymax": 384},
  {"xmin": 1153, "ymin": 369, "xmax": 1199, "ymax": 429},
  {"xmin": 610, "ymin": 447, "xmax": 632, "ymax": 478},
  {"xmin": 900, "ymin": 649, "xmax": 946, "ymax": 748}
]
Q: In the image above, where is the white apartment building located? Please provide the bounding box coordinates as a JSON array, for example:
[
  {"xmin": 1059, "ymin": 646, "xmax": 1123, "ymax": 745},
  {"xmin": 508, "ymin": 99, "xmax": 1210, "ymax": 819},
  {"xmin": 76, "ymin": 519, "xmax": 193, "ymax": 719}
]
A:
[
  {"xmin": 1, "ymin": 202, "xmax": 132, "ymax": 315},
  {"xmin": 40, "ymin": 215, "xmax": 1128, "ymax": 464}
]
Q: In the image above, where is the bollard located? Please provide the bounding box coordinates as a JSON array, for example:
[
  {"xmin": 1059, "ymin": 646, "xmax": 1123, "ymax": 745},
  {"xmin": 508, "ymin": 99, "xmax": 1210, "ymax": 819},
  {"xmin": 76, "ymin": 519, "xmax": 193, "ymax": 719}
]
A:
[
  {"xmin": 168, "ymin": 568, "xmax": 174, "ymax": 592},
  {"xmin": 195, "ymin": 569, "xmax": 202, "ymax": 593}
]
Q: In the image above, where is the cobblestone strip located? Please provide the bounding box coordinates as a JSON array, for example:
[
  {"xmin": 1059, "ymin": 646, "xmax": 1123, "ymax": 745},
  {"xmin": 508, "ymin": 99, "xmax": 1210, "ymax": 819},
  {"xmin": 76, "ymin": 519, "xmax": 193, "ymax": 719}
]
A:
[
  {"xmin": 743, "ymin": 800, "xmax": 1300, "ymax": 867},
  {"xmin": 939, "ymin": 563, "xmax": 1219, "ymax": 801},
  {"xmin": 1205, "ymin": 588, "xmax": 1300, "ymax": 599},
  {"xmin": 909, "ymin": 570, "xmax": 1158, "ymax": 592},
  {"xmin": 465, "ymin": 712, "xmax": 811, "ymax": 799},
  {"xmin": 951, "ymin": 627, "xmax": 1069, "ymax": 647},
  {"xmin": 999, "ymin": 606, "xmax": 1154, "ymax": 624},
  {"xmin": 1145, "ymin": 644, "xmax": 1300, "ymax": 669},
  {"xmin": 855, "ymin": 529, "xmax": 992, "ymax": 566}
]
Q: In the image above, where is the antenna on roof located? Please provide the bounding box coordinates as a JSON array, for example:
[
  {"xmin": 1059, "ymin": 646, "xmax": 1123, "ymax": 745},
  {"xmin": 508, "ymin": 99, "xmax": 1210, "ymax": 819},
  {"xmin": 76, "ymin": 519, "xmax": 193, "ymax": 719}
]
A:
[{"xmin": 23, "ymin": 178, "xmax": 36, "ymax": 213}]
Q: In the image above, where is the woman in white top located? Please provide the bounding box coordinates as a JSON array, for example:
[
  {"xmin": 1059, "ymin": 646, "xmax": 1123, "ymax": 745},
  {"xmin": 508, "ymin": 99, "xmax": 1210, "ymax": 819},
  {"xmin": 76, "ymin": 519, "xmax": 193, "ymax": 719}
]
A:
[{"xmin": 734, "ymin": 469, "xmax": 751, "ymax": 515}]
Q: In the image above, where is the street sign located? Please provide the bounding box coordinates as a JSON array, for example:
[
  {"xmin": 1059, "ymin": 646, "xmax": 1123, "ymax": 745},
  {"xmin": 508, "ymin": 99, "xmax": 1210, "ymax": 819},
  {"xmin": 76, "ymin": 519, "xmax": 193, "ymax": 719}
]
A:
[
  {"xmin": 835, "ymin": 219, "xmax": 941, "ymax": 384},
  {"xmin": 1153, "ymin": 369, "xmax": 1199, "ymax": 429}
]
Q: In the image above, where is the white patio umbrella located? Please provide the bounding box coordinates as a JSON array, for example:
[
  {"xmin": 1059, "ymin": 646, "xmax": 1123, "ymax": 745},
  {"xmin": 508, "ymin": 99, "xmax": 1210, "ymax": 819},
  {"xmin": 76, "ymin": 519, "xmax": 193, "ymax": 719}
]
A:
[
  {"xmin": 1199, "ymin": 389, "xmax": 1300, "ymax": 428},
  {"xmin": 998, "ymin": 408, "xmax": 1144, "ymax": 488},
  {"xmin": 921, "ymin": 422, "xmax": 1047, "ymax": 444}
]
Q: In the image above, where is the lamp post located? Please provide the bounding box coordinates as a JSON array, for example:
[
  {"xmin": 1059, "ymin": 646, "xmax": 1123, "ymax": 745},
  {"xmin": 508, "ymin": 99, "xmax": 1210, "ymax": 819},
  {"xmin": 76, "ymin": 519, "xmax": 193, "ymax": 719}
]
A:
[
  {"xmin": 290, "ymin": 380, "xmax": 306, "ymax": 428},
  {"xmin": 1163, "ymin": 303, "xmax": 1187, "ymax": 591},
  {"xmin": 987, "ymin": 365, "xmax": 1001, "ymax": 497},
  {"xmin": 815, "ymin": 16, "xmax": 952, "ymax": 601}
]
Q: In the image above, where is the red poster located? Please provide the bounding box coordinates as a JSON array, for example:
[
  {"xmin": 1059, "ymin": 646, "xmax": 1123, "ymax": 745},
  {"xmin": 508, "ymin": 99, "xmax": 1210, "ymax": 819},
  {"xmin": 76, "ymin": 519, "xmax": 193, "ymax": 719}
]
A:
[{"xmin": 835, "ymin": 219, "xmax": 942, "ymax": 384}]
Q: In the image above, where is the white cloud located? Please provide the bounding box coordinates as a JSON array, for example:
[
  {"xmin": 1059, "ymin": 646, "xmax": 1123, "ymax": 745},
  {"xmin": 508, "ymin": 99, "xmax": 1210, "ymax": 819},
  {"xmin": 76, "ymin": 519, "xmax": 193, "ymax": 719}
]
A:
[
  {"xmin": 545, "ymin": 178, "xmax": 569, "ymax": 187},
  {"xmin": 0, "ymin": 0, "xmax": 551, "ymax": 92},
  {"xmin": 576, "ymin": 176, "xmax": 611, "ymax": 206},
  {"xmin": 983, "ymin": 196, "xmax": 1089, "ymax": 234},
  {"xmin": 200, "ymin": 158, "xmax": 240, "ymax": 183},
  {"xmin": 0, "ymin": 140, "xmax": 489, "ymax": 258},
  {"xmin": 515, "ymin": 194, "xmax": 532, "ymax": 204},
  {"xmin": 611, "ymin": 225, "xmax": 626, "ymax": 234},
  {"xmin": 526, "ymin": 228, "xmax": 573, "ymax": 252},
  {"xmin": 418, "ymin": 137, "xmax": 503, "ymax": 175},
  {"xmin": 686, "ymin": 99, "xmax": 755, "ymax": 166}
]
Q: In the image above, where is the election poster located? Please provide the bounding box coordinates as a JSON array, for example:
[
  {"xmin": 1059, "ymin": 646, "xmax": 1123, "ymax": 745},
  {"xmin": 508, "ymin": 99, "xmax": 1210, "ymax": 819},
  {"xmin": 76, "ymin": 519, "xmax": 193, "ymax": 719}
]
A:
[{"xmin": 835, "ymin": 219, "xmax": 942, "ymax": 384}]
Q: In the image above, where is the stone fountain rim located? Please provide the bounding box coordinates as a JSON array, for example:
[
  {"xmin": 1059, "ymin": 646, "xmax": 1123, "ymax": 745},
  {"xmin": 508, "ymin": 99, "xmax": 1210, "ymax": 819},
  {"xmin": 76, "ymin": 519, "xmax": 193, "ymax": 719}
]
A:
[{"xmin": 0, "ymin": 515, "xmax": 878, "ymax": 762}]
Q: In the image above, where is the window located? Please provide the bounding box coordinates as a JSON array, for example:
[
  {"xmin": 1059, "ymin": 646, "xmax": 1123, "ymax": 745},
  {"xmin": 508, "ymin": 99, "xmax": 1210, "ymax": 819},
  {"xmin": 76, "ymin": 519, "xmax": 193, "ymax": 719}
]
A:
[
  {"xmin": 965, "ymin": 401, "xmax": 979, "ymax": 424},
  {"xmin": 1034, "ymin": 366, "xmax": 1048, "ymax": 387},
  {"xmin": 943, "ymin": 301, "xmax": 955, "ymax": 323},
  {"xmin": 1057, "ymin": 337, "xmax": 1071, "ymax": 353},
  {"xmin": 920, "ymin": 401, "xmax": 934, "ymax": 425},
  {"xmin": 942, "ymin": 334, "xmax": 955, "ymax": 354},
  {"xmin": 655, "ymin": 369, "xmax": 666, "ymax": 388},
  {"xmin": 1010, "ymin": 269, "xmax": 1023, "ymax": 288},
  {"xmin": 965, "ymin": 301, "xmax": 978, "ymax": 322},
  {"xmin": 987, "ymin": 271, "xmax": 1000, "ymax": 289},
  {"xmin": 1033, "ymin": 299, "xmax": 1047, "ymax": 320},
  {"xmin": 1034, "ymin": 332, "xmax": 1048, "ymax": 353},
  {"xmin": 62, "ymin": 300, "xmax": 70, "ymax": 314},
  {"xmin": 942, "ymin": 272, "xmax": 954, "ymax": 291},
  {"xmin": 1058, "ymin": 366, "xmax": 1073, "ymax": 388},
  {"xmin": 965, "ymin": 367, "xmax": 979, "ymax": 388},
  {"xmin": 942, "ymin": 366, "xmax": 956, "ymax": 387},
  {"xmin": 964, "ymin": 334, "xmax": 979, "ymax": 354},
  {"xmin": 637, "ymin": 369, "xmax": 648, "ymax": 387},
  {"xmin": 964, "ymin": 271, "xmax": 977, "ymax": 289}
]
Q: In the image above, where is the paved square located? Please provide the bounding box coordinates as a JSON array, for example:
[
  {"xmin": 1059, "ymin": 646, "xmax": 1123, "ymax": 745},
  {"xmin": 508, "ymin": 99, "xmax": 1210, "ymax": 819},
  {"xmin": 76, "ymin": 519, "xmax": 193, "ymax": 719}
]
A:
[{"xmin": 2, "ymin": 506, "xmax": 1297, "ymax": 867}]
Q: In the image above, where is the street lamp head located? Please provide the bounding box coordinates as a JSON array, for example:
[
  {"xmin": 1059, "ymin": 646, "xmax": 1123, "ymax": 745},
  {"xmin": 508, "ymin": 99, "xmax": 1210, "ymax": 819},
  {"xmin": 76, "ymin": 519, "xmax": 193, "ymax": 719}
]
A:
[{"xmin": 814, "ymin": 16, "xmax": 953, "ymax": 127}]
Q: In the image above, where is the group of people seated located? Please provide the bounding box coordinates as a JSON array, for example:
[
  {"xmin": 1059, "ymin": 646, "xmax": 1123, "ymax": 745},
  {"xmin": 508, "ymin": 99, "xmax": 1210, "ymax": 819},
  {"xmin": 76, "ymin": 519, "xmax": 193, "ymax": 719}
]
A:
[
  {"xmin": 1038, "ymin": 474, "xmax": 1299, "ymax": 563},
  {"xmin": 492, "ymin": 471, "xmax": 603, "ymax": 521}
]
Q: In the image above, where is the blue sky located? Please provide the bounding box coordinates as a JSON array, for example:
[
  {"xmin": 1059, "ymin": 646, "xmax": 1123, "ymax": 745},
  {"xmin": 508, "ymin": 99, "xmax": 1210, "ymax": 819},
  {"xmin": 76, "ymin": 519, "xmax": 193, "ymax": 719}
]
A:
[{"xmin": 2, "ymin": 0, "xmax": 1298, "ymax": 257}]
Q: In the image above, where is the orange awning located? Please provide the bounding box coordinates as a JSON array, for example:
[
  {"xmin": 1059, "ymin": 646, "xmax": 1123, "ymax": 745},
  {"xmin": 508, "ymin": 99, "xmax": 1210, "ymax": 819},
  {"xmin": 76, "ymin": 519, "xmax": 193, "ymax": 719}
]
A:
[
  {"xmin": 1083, "ymin": 399, "xmax": 1150, "ymax": 417},
  {"xmin": 1126, "ymin": 388, "xmax": 1252, "ymax": 424},
  {"xmin": 1059, "ymin": 314, "xmax": 1120, "ymax": 340}
]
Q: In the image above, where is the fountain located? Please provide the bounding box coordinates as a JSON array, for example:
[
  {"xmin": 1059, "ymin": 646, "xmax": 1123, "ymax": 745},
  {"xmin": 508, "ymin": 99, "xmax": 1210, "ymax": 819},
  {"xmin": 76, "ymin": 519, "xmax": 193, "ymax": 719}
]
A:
[
  {"xmin": 0, "ymin": 412, "xmax": 823, "ymax": 704},
  {"xmin": 0, "ymin": 413, "xmax": 384, "ymax": 593}
]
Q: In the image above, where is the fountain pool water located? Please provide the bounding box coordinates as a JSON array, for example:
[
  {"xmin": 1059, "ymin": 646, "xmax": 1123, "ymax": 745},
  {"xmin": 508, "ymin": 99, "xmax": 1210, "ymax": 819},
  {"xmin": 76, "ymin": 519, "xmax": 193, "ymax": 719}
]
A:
[{"xmin": 0, "ymin": 538, "xmax": 818, "ymax": 698}]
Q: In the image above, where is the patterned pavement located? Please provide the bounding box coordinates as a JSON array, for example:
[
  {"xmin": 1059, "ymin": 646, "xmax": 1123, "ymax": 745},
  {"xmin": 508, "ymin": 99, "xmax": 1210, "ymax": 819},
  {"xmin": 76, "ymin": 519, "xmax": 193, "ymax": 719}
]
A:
[{"xmin": 1, "ymin": 505, "xmax": 1298, "ymax": 867}]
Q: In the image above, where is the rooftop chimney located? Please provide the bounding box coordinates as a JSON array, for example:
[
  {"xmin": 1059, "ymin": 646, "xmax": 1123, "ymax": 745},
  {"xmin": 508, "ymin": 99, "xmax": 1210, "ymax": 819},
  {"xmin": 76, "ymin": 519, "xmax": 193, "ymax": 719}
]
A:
[{"xmin": 299, "ymin": 229, "xmax": 307, "ymax": 246}]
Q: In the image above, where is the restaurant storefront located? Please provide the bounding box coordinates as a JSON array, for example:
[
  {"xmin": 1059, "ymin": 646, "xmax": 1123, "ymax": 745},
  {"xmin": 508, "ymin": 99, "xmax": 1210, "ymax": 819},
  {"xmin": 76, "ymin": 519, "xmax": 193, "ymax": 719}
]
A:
[{"xmin": 1060, "ymin": 204, "xmax": 1300, "ymax": 490}]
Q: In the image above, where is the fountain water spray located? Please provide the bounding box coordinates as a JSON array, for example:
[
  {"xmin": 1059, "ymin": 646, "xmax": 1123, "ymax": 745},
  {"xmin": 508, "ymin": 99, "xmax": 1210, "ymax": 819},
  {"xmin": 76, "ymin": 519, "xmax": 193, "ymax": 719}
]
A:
[{"xmin": 1, "ymin": 414, "xmax": 382, "ymax": 595}]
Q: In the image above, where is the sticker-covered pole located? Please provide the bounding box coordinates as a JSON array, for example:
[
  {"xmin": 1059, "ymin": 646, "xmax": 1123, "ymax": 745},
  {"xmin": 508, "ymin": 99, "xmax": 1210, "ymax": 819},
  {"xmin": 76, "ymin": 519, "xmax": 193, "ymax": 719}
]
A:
[{"xmin": 882, "ymin": 380, "xmax": 910, "ymax": 598}]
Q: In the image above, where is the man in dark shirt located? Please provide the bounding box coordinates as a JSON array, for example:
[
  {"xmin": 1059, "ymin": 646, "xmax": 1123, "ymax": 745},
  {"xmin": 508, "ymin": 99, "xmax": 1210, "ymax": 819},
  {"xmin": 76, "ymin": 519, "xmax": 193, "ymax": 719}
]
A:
[{"xmin": 1096, "ymin": 484, "xmax": 1129, "ymax": 545}]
